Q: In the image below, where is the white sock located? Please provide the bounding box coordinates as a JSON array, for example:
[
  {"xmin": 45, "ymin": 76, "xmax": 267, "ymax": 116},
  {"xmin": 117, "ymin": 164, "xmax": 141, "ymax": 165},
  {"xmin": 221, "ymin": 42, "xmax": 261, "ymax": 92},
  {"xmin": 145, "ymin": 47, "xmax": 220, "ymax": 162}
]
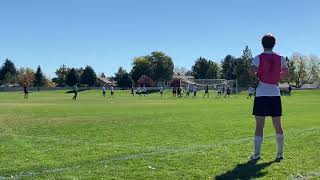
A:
[
  {"xmin": 254, "ymin": 136, "xmax": 263, "ymax": 157},
  {"xmin": 276, "ymin": 134, "xmax": 284, "ymax": 156}
]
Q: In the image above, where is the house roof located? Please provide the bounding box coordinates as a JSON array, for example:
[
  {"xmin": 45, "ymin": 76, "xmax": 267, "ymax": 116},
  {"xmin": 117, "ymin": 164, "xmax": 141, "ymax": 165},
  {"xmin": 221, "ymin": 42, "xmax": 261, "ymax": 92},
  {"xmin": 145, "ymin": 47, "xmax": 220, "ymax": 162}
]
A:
[{"xmin": 97, "ymin": 77, "xmax": 116, "ymax": 85}]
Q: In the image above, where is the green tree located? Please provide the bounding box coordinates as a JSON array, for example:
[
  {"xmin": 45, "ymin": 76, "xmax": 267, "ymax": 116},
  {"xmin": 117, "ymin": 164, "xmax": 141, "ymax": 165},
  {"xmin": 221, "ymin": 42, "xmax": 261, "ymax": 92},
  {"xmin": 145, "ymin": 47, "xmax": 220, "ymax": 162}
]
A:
[
  {"xmin": 130, "ymin": 51, "xmax": 174, "ymax": 84},
  {"xmin": 192, "ymin": 57, "xmax": 210, "ymax": 79},
  {"xmin": 206, "ymin": 61, "xmax": 220, "ymax": 79},
  {"xmin": 221, "ymin": 55, "xmax": 237, "ymax": 80},
  {"xmin": 53, "ymin": 65, "xmax": 69, "ymax": 87},
  {"xmin": 3, "ymin": 73, "xmax": 17, "ymax": 85},
  {"xmin": 150, "ymin": 51, "xmax": 174, "ymax": 82},
  {"xmin": 33, "ymin": 65, "xmax": 45, "ymax": 91},
  {"xmin": 115, "ymin": 67, "xmax": 133, "ymax": 87},
  {"xmin": 65, "ymin": 68, "xmax": 79, "ymax": 87},
  {"xmin": 0, "ymin": 59, "xmax": 17, "ymax": 85},
  {"xmin": 192, "ymin": 57, "xmax": 219, "ymax": 79},
  {"xmin": 130, "ymin": 56, "xmax": 153, "ymax": 82},
  {"xmin": 237, "ymin": 46, "xmax": 254, "ymax": 87},
  {"xmin": 80, "ymin": 66, "xmax": 97, "ymax": 87}
]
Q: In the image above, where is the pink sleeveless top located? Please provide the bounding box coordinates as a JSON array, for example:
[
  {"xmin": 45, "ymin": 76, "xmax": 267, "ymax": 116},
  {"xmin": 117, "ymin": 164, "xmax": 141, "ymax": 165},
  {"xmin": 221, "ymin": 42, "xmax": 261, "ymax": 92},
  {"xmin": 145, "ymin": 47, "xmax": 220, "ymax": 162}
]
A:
[{"xmin": 257, "ymin": 53, "xmax": 282, "ymax": 84}]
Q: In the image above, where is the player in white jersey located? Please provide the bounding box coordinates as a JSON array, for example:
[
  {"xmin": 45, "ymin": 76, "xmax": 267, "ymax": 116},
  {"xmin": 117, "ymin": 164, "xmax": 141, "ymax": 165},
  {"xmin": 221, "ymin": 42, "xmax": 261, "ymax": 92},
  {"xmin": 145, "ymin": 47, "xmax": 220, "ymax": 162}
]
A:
[
  {"xmin": 72, "ymin": 83, "xmax": 79, "ymax": 100},
  {"xmin": 185, "ymin": 84, "xmax": 190, "ymax": 97},
  {"xmin": 217, "ymin": 86, "xmax": 222, "ymax": 96},
  {"xmin": 160, "ymin": 86, "xmax": 164, "ymax": 98},
  {"xmin": 247, "ymin": 86, "xmax": 254, "ymax": 99},
  {"xmin": 102, "ymin": 85, "xmax": 106, "ymax": 98},
  {"xmin": 110, "ymin": 85, "xmax": 114, "ymax": 97},
  {"xmin": 192, "ymin": 84, "xmax": 197, "ymax": 98}
]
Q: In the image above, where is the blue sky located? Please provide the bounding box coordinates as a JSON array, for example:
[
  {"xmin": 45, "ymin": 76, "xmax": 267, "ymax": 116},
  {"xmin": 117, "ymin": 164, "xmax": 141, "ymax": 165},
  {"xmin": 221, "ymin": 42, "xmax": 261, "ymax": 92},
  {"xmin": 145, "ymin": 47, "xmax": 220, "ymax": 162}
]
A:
[{"xmin": 0, "ymin": 0, "xmax": 319, "ymax": 78}]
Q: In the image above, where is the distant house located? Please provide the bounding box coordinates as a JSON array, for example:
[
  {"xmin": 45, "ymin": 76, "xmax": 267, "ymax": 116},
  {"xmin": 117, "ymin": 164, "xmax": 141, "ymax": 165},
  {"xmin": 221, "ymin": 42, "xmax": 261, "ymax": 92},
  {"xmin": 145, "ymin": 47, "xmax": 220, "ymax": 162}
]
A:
[{"xmin": 97, "ymin": 77, "xmax": 116, "ymax": 86}]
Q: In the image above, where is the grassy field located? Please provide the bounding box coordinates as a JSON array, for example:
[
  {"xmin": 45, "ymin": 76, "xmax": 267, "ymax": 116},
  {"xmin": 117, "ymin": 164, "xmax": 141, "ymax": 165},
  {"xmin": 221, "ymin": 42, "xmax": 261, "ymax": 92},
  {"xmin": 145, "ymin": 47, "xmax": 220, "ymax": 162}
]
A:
[{"xmin": 0, "ymin": 89, "xmax": 319, "ymax": 179}]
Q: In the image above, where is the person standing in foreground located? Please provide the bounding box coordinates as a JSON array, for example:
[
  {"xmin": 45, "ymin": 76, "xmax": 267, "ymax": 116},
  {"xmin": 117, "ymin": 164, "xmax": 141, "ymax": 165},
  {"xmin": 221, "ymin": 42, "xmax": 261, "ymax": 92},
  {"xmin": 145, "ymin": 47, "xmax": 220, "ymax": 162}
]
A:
[
  {"xmin": 73, "ymin": 83, "xmax": 79, "ymax": 100},
  {"xmin": 250, "ymin": 34, "xmax": 288, "ymax": 162},
  {"xmin": 23, "ymin": 83, "xmax": 29, "ymax": 99}
]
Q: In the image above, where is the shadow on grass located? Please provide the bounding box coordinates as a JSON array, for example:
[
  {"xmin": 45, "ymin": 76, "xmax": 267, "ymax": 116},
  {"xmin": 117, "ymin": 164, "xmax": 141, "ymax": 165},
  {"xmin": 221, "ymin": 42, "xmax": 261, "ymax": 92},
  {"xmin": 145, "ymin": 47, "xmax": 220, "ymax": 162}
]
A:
[{"xmin": 215, "ymin": 160, "xmax": 277, "ymax": 180}]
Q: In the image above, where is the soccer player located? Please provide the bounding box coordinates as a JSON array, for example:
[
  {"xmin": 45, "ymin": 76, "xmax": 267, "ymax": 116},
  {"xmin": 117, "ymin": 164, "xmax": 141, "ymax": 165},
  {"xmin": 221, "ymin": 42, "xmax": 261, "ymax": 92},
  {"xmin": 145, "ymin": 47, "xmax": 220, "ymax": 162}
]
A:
[
  {"xmin": 217, "ymin": 85, "xmax": 222, "ymax": 96},
  {"xmin": 172, "ymin": 87, "xmax": 177, "ymax": 98},
  {"xmin": 160, "ymin": 86, "xmax": 164, "ymax": 98},
  {"xmin": 23, "ymin": 83, "xmax": 29, "ymax": 99},
  {"xmin": 143, "ymin": 85, "xmax": 148, "ymax": 96},
  {"xmin": 203, "ymin": 84, "xmax": 209, "ymax": 98},
  {"xmin": 250, "ymin": 34, "xmax": 288, "ymax": 161},
  {"xmin": 185, "ymin": 84, "xmax": 190, "ymax": 97},
  {"xmin": 102, "ymin": 85, "xmax": 106, "ymax": 98},
  {"xmin": 131, "ymin": 85, "xmax": 135, "ymax": 96},
  {"xmin": 110, "ymin": 85, "xmax": 114, "ymax": 97},
  {"xmin": 224, "ymin": 86, "xmax": 231, "ymax": 98},
  {"xmin": 137, "ymin": 86, "xmax": 141, "ymax": 96},
  {"xmin": 288, "ymin": 85, "xmax": 292, "ymax": 96},
  {"xmin": 177, "ymin": 86, "xmax": 182, "ymax": 98},
  {"xmin": 247, "ymin": 86, "xmax": 254, "ymax": 99},
  {"xmin": 73, "ymin": 83, "xmax": 79, "ymax": 100},
  {"xmin": 192, "ymin": 84, "xmax": 197, "ymax": 98}
]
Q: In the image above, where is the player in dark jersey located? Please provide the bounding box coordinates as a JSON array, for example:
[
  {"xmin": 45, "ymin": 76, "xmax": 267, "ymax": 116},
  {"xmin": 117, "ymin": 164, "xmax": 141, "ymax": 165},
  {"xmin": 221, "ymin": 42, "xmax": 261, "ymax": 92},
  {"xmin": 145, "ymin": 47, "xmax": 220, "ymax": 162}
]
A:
[
  {"xmin": 177, "ymin": 86, "xmax": 182, "ymax": 98},
  {"xmin": 23, "ymin": 83, "xmax": 29, "ymax": 99},
  {"xmin": 224, "ymin": 86, "xmax": 231, "ymax": 98},
  {"xmin": 203, "ymin": 85, "xmax": 209, "ymax": 98},
  {"xmin": 73, "ymin": 83, "xmax": 79, "ymax": 100},
  {"xmin": 172, "ymin": 87, "xmax": 177, "ymax": 98}
]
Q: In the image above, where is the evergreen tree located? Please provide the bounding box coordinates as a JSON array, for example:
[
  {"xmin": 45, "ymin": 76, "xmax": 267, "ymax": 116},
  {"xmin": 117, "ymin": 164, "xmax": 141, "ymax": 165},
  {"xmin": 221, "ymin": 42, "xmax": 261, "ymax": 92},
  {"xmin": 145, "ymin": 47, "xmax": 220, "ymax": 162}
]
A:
[
  {"xmin": 66, "ymin": 68, "xmax": 79, "ymax": 86},
  {"xmin": 80, "ymin": 66, "xmax": 97, "ymax": 87},
  {"xmin": 0, "ymin": 59, "xmax": 17, "ymax": 85},
  {"xmin": 33, "ymin": 65, "xmax": 45, "ymax": 91},
  {"xmin": 115, "ymin": 67, "xmax": 133, "ymax": 87},
  {"xmin": 237, "ymin": 46, "xmax": 254, "ymax": 87},
  {"xmin": 221, "ymin": 55, "xmax": 237, "ymax": 80},
  {"xmin": 192, "ymin": 57, "xmax": 220, "ymax": 79}
]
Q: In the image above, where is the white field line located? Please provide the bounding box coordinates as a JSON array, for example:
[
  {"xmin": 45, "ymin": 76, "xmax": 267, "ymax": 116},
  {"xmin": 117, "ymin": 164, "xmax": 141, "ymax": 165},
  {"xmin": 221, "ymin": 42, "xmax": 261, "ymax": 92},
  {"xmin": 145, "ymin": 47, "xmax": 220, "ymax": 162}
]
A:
[{"xmin": 0, "ymin": 127, "xmax": 319, "ymax": 179}]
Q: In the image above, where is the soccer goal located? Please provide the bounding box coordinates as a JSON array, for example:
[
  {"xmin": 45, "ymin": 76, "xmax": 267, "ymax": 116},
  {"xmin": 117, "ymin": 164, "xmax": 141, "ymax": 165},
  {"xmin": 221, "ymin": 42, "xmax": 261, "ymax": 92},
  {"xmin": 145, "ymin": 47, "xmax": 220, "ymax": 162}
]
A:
[{"xmin": 179, "ymin": 77, "xmax": 238, "ymax": 94}]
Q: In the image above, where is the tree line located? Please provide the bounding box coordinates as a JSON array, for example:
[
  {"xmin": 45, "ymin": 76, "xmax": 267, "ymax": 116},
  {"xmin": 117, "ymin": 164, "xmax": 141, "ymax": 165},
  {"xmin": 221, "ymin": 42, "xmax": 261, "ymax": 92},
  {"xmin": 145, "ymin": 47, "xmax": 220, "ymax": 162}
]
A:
[
  {"xmin": 1, "ymin": 47, "xmax": 319, "ymax": 89},
  {"xmin": 0, "ymin": 59, "xmax": 48, "ymax": 90}
]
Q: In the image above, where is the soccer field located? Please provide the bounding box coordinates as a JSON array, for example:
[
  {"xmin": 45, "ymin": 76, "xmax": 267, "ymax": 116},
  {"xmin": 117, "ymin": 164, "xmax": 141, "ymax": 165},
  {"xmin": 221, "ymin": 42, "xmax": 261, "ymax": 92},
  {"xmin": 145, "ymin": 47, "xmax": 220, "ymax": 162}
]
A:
[{"xmin": 0, "ymin": 90, "xmax": 319, "ymax": 179}]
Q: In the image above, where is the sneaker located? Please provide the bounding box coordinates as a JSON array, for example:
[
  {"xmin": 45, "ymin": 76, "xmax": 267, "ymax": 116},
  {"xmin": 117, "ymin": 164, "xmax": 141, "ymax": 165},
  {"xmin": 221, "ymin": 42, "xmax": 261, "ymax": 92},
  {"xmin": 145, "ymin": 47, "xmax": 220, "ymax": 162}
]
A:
[
  {"xmin": 276, "ymin": 155, "xmax": 284, "ymax": 162},
  {"xmin": 250, "ymin": 154, "xmax": 261, "ymax": 161}
]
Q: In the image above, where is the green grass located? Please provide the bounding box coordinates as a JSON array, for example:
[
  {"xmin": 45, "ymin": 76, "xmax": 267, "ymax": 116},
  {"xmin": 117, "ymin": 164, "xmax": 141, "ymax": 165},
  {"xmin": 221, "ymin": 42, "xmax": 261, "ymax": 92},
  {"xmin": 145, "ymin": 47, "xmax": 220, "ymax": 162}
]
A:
[{"xmin": 0, "ymin": 89, "xmax": 319, "ymax": 179}]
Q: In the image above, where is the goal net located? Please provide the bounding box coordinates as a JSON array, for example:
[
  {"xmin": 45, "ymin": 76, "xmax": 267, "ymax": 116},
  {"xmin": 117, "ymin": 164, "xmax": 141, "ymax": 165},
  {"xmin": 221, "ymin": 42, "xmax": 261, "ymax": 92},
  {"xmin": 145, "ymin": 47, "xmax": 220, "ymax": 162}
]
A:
[{"xmin": 178, "ymin": 77, "xmax": 238, "ymax": 94}]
